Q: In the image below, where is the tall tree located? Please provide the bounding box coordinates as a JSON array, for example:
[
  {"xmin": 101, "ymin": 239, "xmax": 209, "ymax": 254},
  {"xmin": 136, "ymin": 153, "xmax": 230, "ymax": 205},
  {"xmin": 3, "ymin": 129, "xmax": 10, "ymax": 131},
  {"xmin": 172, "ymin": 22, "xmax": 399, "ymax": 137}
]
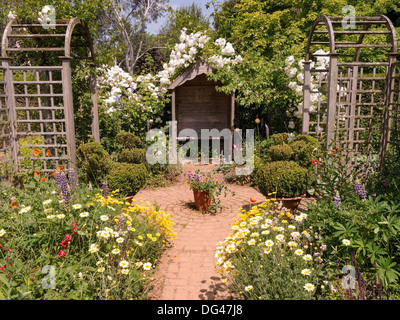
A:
[{"xmin": 159, "ymin": 3, "xmax": 212, "ymax": 50}]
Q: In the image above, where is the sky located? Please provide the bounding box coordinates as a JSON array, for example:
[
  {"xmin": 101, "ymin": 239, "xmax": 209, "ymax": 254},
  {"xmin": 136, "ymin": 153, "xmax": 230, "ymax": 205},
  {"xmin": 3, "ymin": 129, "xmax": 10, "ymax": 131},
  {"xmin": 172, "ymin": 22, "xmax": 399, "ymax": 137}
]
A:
[{"xmin": 146, "ymin": 0, "xmax": 216, "ymax": 35}]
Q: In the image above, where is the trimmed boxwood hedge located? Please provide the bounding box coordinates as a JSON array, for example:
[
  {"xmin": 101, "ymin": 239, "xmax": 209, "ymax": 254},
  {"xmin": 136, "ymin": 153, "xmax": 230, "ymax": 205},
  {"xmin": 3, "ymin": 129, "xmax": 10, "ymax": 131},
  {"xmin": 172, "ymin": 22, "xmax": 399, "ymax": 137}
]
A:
[
  {"xmin": 118, "ymin": 148, "xmax": 146, "ymax": 164},
  {"xmin": 105, "ymin": 162, "xmax": 148, "ymax": 196},
  {"xmin": 268, "ymin": 144, "xmax": 294, "ymax": 161},
  {"xmin": 255, "ymin": 161, "xmax": 313, "ymax": 198},
  {"xmin": 77, "ymin": 142, "xmax": 112, "ymax": 185}
]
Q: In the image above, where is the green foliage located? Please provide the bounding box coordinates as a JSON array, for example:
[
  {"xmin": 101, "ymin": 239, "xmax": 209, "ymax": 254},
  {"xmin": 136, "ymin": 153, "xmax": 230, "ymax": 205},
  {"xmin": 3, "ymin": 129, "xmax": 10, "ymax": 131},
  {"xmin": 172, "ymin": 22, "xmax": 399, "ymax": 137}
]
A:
[
  {"xmin": 105, "ymin": 162, "xmax": 148, "ymax": 197},
  {"xmin": 271, "ymin": 133, "xmax": 288, "ymax": 145},
  {"xmin": 305, "ymin": 195, "xmax": 400, "ymax": 291},
  {"xmin": 293, "ymin": 143, "xmax": 319, "ymax": 168},
  {"xmin": 77, "ymin": 142, "xmax": 112, "ymax": 186},
  {"xmin": 118, "ymin": 148, "xmax": 146, "ymax": 164},
  {"xmin": 289, "ymin": 135, "xmax": 320, "ymax": 148},
  {"xmin": 255, "ymin": 160, "xmax": 312, "ymax": 198},
  {"xmin": 268, "ymin": 144, "xmax": 293, "ymax": 161},
  {"xmin": 116, "ymin": 131, "xmax": 143, "ymax": 149}
]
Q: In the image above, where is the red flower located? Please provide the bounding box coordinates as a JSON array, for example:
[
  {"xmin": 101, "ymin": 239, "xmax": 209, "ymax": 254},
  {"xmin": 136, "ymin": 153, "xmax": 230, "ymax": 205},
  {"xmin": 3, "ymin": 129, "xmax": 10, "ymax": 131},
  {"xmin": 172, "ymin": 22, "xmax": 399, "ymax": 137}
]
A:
[
  {"xmin": 0, "ymin": 265, "xmax": 5, "ymax": 271},
  {"xmin": 11, "ymin": 202, "xmax": 18, "ymax": 208},
  {"xmin": 51, "ymin": 172, "xmax": 55, "ymax": 177},
  {"xmin": 250, "ymin": 197, "xmax": 256, "ymax": 203},
  {"xmin": 46, "ymin": 150, "xmax": 51, "ymax": 156},
  {"xmin": 60, "ymin": 240, "xmax": 69, "ymax": 247},
  {"xmin": 33, "ymin": 149, "xmax": 40, "ymax": 156},
  {"xmin": 57, "ymin": 165, "xmax": 63, "ymax": 172},
  {"xmin": 29, "ymin": 277, "xmax": 34, "ymax": 281},
  {"xmin": 40, "ymin": 177, "xmax": 46, "ymax": 182},
  {"xmin": 64, "ymin": 234, "xmax": 72, "ymax": 242},
  {"xmin": 34, "ymin": 171, "xmax": 40, "ymax": 177},
  {"xmin": 312, "ymin": 159, "xmax": 319, "ymax": 166},
  {"xmin": 58, "ymin": 250, "xmax": 67, "ymax": 258}
]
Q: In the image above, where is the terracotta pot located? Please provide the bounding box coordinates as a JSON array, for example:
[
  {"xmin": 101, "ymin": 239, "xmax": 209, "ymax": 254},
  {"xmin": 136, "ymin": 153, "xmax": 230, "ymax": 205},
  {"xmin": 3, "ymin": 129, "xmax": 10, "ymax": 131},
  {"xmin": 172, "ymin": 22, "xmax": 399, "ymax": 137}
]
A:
[
  {"xmin": 268, "ymin": 195, "xmax": 303, "ymax": 212},
  {"xmin": 192, "ymin": 189, "xmax": 211, "ymax": 212}
]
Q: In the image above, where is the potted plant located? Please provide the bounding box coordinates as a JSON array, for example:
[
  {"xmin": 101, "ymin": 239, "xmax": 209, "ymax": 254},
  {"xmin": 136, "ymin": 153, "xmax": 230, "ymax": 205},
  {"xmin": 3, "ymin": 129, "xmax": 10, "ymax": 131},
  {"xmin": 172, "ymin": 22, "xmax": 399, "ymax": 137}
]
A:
[
  {"xmin": 187, "ymin": 169, "xmax": 235, "ymax": 213},
  {"xmin": 254, "ymin": 161, "xmax": 314, "ymax": 211}
]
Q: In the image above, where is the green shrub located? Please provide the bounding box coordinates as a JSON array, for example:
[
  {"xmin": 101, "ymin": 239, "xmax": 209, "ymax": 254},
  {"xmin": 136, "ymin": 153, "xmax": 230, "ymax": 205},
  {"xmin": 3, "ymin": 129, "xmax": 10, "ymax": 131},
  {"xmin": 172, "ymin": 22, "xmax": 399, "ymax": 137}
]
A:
[
  {"xmin": 268, "ymin": 144, "xmax": 294, "ymax": 161},
  {"xmin": 288, "ymin": 135, "xmax": 320, "ymax": 168},
  {"xmin": 118, "ymin": 148, "xmax": 146, "ymax": 164},
  {"xmin": 289, "ymin": 140, "xmax": 307, "ymax": 154},
  {"xmin": 106, "ymin": 162, "xmax": 148, "ymax": 196},
  {"xmin": 77, "ymin": 142, "xmax": 112, "ymax": 185},
  {"xmin": 255, "ymin": 161, "xmax": 312, "ymax": 198},
  {"xmin": 289, "ymin": 134, "xmax": 320, "ymax": 148},
  {"xmin": 116, "ymin": 131, "xmax": 142, "ymax": 149},
  {"xmin": 271, "ymin": 133, "xmax": 288, "ymax": 145}
]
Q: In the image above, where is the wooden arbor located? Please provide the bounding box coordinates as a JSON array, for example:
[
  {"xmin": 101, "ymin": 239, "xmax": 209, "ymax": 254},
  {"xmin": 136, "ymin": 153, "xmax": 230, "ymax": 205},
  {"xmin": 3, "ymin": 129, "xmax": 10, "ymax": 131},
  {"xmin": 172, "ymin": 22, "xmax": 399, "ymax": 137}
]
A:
[
  {"xmin": 0, "ymin": 18, "xmax": 99, "ymax": 178},
  {"xmin": 169, "ymin": 61, "xmax": 235, "ymax": 147},
  {"xmin": 301, "ymin": 15, "xmax": 399, "ymax": 168}
]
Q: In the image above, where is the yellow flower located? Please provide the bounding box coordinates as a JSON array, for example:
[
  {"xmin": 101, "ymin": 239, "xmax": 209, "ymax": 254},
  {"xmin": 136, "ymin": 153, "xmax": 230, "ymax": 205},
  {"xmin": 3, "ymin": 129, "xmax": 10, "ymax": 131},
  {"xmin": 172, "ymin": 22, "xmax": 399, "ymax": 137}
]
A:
[{"xmin": 138, "ymin": 235, "xmax": 143, "ymax": 240}]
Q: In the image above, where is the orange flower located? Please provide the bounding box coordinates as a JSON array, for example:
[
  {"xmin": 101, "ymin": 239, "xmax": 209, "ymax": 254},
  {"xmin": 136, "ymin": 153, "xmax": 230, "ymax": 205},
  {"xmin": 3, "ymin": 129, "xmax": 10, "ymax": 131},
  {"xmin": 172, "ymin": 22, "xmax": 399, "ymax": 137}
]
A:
[
  {"xmin": 33, "ymin": 149, "xmax": 40, "ymax": 156},
  {"xmin": 11, "ymin": 202, "xmax": 18, "ymax": 208},
  {"xmin": 40, "ymin": 177, "xmax": 46, "ymax": 182},
  {"xmin": 57, "ymin": 165, "xmax": 63, "ymax": 172},
  {"xmin": 51, "ymin": 171, "xmax": 55, "ymax": 176},
  {"xmin": 250, "ymin": 197, "xmax": 256, "ymax": 203},
  {"xmin": 46, "ymin": 150, "xmax": 51, "ymax": 156},
  {"xmin": 34, "ymin": 170, "xmax": 40, "ymax": 177}
]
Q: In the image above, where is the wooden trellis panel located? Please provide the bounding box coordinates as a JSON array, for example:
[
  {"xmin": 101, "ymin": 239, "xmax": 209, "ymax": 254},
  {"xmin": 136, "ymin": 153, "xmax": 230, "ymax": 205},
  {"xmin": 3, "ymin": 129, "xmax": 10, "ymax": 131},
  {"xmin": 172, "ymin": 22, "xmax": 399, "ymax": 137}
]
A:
[
  {"xmin": 302, "ymin": 15, "xmax": 399, "ymax": 169},
  {"xmin": 0, "ymin": 18, "xmax": 99, "ymax": 177},
  {"xmin": 0, "ymin": 65, "xmax": 14, "ymax": 179},
  {"xmin": 388, "ymin": 62, "xmax": 400, "ymax": 160}
]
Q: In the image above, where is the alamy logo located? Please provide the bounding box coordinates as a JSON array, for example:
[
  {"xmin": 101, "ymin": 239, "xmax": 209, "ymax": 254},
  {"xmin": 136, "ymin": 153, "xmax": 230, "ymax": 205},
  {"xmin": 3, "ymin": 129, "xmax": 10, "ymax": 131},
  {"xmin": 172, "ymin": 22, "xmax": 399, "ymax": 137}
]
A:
[
  {"xmin": 42, "ymin": 265, "xmax": 56, "ymax": 289},
  {"xmin": 342, "ymin": 5, "xmax": 356, "ymax": 30},
  {"xmin": 146, "ymin": 121, "xmax": 254, "ymax": 175}
]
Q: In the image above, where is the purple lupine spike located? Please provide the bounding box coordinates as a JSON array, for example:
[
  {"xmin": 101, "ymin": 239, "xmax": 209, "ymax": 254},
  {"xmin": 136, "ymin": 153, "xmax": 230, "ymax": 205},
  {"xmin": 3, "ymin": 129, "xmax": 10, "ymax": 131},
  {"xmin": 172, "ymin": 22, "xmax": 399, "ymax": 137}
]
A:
[
  {"xmin": 68, "ymin": 168, "xmax": 77, "ymax": 191},
  {"xmin": 59, "ymin": 172, "xmax": 70, "ymax": 205},
  {"xmin": 102, "ymin": 181, "xmax": 109, "ymax": 198},
  {"xmin": 333, "ymin": 192, "xmax": 341, "ymax": 209}
]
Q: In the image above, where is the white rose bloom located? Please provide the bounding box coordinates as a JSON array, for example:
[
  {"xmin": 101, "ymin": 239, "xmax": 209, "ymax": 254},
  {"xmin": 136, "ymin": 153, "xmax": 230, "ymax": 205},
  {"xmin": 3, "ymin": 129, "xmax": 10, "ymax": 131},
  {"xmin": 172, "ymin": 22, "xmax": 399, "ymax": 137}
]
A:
[
  {"xmin": 285, "ymin": 55, "xmax": 295, "ymax": 66},
  {"xmin": 288, "ymin": 82, "xmax": 298, "ymax": 90},
  {"xmin": 297, "ymin": 73, "xmax": 304, "ymax": 83},
  {"xmin": 286, "ymin": 67, "xmax": 297, "ymax": 79}
]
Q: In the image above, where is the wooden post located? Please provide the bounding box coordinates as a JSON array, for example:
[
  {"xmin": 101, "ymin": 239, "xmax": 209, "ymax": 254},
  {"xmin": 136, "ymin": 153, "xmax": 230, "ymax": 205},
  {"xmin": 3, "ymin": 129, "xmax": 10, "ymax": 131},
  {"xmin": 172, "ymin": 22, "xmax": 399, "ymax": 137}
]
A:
[
  {"xmin": 325, "ymin": 54, "xmax": 339, "ymax": 150},
  {"xmin": 302, "ymin": 61, "xmax": 312, "ymax": 135},
  {"xmin": 379, "ymin": 53, "xmax": 397, "ymax": 170},
  {"xmin": 2, "ymin": 57, "xmax": 19, "ymax": 170},
  {"xmin": 171, "ymin": 89, "xmax": 176, "ymax": 123},
  {"xmin": 90, "ymin": 72, "xmax": 100, "ymax": 143},
  {"xmin": 60, "ymin": 57, "xmax": 77, "ymax": 169},
  {"xmin": 230, "ymin": 92, "xmax": 235, "ymax": 132}
]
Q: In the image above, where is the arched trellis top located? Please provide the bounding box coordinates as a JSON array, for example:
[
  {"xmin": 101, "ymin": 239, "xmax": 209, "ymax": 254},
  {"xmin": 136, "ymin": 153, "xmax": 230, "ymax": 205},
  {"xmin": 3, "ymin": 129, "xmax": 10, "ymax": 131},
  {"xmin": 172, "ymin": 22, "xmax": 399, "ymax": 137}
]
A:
[
  {"xmin": 305, "ymin": 15, "xmax": 397, "ymax": 61},
  {"xmin": 1, "ymin": 18, "xmax": 95, "ymax": 61}
]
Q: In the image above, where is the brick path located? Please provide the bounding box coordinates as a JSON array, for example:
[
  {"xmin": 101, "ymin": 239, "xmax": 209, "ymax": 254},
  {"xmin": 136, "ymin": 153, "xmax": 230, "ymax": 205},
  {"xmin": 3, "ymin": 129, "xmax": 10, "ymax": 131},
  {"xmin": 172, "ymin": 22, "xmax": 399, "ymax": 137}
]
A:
[{"xmin": 136, "ymin": 163, "xmax": 313, "ymax": 300}]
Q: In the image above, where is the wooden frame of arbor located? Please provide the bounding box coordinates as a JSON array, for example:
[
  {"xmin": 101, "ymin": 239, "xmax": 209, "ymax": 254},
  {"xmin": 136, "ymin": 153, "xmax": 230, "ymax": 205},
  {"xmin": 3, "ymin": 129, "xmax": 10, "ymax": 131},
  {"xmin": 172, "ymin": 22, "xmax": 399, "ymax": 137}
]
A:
[
  {"xmin": 0, "ymin": 18, "xmax": 99, "ymax": 178},
  {"xmin": 302, "ymin": 15, "xmax": 399, "ymax": 168}
]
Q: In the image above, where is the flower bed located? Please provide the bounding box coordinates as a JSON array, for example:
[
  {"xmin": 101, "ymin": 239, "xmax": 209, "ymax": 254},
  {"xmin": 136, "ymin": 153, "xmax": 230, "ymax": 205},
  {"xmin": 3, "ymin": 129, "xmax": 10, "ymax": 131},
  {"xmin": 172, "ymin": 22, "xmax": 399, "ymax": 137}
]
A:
[
  {"xmin": 0, "ymin": 172, "xmax": 175, "ymax": 300},
  {"xmin": 215, "ymin": 198, "xmax": 324, "ymax": 300}
]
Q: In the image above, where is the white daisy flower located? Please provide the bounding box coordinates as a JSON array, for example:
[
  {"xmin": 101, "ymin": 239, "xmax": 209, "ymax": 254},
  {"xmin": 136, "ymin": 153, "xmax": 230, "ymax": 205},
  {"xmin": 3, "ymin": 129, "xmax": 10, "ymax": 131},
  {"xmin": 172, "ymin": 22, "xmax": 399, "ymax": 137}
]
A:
[{"xmin": 119, "ymin": 260, "xmax": 129, "ymax": 268}]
